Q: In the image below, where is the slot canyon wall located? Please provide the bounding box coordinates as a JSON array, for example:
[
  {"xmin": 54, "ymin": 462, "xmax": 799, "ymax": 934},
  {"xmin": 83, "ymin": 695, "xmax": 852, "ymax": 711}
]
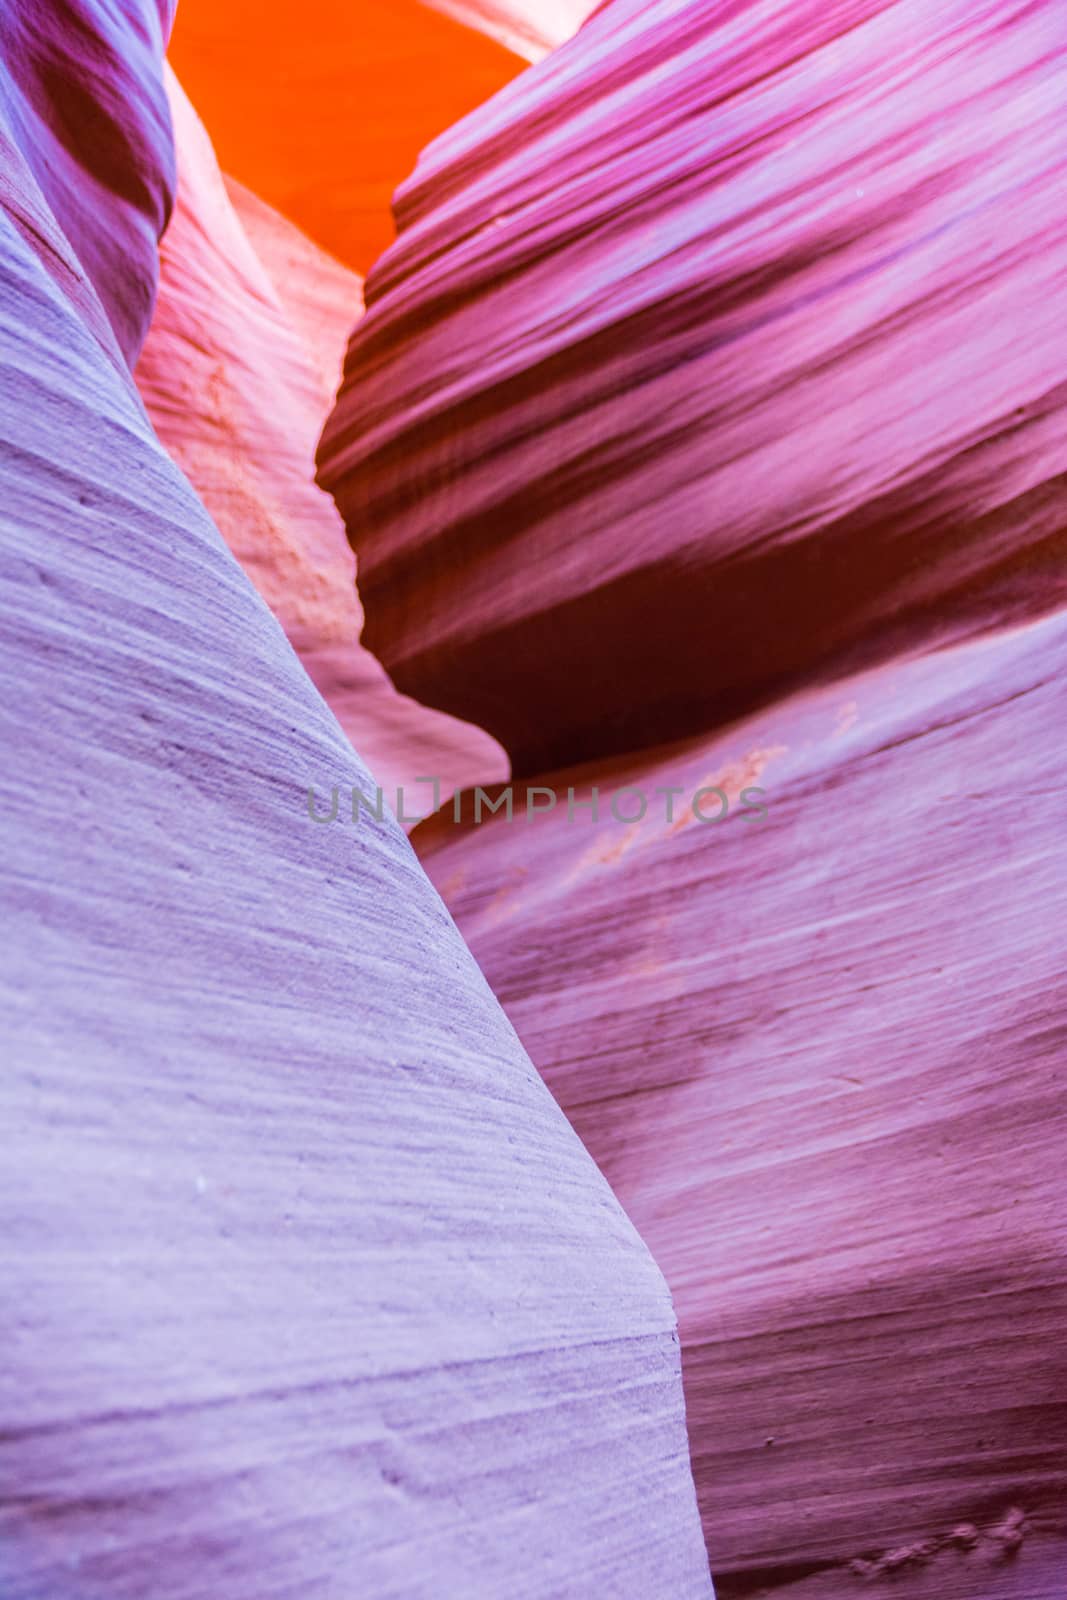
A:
[
  {"xmin": 3, "ymin": 0, "xmax": 1065, "ymax": 1595},
  {"xmin": 136, "ymin": 67, "xmax": 505, "ymax": 808},
  {"xmin": 0, "ymin": 3, "xmax": 711, "ymax": 1596},
  {"xmin": 317, "ymin": 0, "xmax": 1067, "ymax": 1595},
  {"xmin": 318, "ymin": 0, "xmax": 1067, "ymax": 773}
]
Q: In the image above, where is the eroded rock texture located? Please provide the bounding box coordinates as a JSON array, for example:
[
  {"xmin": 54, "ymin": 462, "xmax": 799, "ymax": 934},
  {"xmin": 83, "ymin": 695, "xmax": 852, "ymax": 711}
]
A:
[
  {"xmin": 165, "ymin": 0, "xmax": 527, "ymax": 271},
  {"xmin": 0, "ymin": 0, "xmax": 176, "ymax": 363},
  {"xmin": 137, "ymin": 71, "xmax": 504, "ymax": 810},
  {"xmin": 318, "ymin": 0, "xmax": 1067, "ymax": 775},
  {"xmin": 0, "ymin": 12, "xmax": 711, "ymax": 1597},
  {"xmin": 416, "ymin": 614, "xmax": 1067, "ymax": 1598},
  {"xmin": 424, "ymin": 0, "xmax": 598, "ymax": 59},
  {"xmin": 309, "ymin": 0, "xmax": 1067, "ymax": 1589}
]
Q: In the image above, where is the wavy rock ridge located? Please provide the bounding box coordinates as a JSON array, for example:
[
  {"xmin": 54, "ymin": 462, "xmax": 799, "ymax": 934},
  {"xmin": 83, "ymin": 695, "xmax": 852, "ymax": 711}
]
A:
[
  {"xmin": 319, "ymin": 0, "xmax": 1067, "ymax": 775},
  {"xmin": 0, "ymin": 0, "xmax": 175, "ymax": 363}
]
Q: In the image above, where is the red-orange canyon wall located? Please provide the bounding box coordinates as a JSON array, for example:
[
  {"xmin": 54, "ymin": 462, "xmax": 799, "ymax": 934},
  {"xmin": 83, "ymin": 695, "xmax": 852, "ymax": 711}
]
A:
[{"xmin": 165, "ymin": 0, "xmax": 530, "ymax": 271}]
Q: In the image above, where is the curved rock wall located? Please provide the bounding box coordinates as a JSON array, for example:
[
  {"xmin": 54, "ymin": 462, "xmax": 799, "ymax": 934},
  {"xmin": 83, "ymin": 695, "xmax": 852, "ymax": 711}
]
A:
[
  {"xmin": 0, "ymin": 11, "xmax": 711, "ymax": 1595},
  {"xmin": 311, "ymin": 0, "xmax": 1067, "ymax": 1587},
  {"xmin": 416, "ymin": 615, "xmax": 1067, "ymax": 1595},
  {"xmin": 319, "ymin": 0, "xmax": 1067, "ymax": 774}
]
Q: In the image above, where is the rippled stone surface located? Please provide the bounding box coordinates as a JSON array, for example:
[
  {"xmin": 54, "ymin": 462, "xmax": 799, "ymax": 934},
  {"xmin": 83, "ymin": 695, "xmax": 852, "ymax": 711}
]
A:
[
  {"xmin": 319, "ymin": 0, "xmax": 1067, "ymax": 774},
  {"xmin": 0, "ymin": 0, "xmax": 176, "ymax": 362},
  {"xmin": 0, "ymin": 11, "xmax": 711, "ymax": 1595},
  {"xmin": 417, "ymin": 611, "xmax": 1067, "ymax": 1597}
]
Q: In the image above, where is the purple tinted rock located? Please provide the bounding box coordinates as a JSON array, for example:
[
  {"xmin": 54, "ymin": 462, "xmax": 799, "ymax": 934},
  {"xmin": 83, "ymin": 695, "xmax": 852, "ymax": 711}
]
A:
[
  {"xmin": 0, "ymin": 12, "xmax": 711, "ymax": 1596},
  {"xmin": 0, "ymin": 0, "xmax": 176, "ymax": 363}
]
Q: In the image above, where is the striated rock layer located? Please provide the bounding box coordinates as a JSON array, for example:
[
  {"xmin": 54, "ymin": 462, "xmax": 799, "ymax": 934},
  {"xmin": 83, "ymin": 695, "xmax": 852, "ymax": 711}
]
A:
[
  {"xmin": 319, "ymin": 0, "xmax": 1067, "ymax": 775},
  {"xmin": 416, "ymin": 612, "xmax": 1067, "ymax": 1597},
  {"xmin": 0, "ymin": 0, "xmax": 175, "ymax": 364},
  {"xmin": 165, "ymin": 0, "xmax": 527, "ymax": 271},
  {"xmin": 317, "ymin": 0, "xmax": 1067, "ymax": 1585},
  {"xmin": 137, "ymin": 71, "xmax": 505, "ymax": 811},
  {"xmin": 0, "ymin": 11, "xmax": 711, "ymax": 1596}
]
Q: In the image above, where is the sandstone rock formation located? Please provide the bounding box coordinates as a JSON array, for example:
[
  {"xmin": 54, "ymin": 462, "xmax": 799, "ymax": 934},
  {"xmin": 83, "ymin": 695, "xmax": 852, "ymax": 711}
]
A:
[
  {"xmin": 424, "ymin": 0, "xmax": 598, "ymax": 59},
  {"xmin": 137, "ymin": 70, "xmax": 504, "ymax": 811},
  {"xmin": 0, "ymin": 0, "xmax": 176, "ymax": 362},
  {"xmin": 0, "ymin": 8, "xmax": 712, "ymax": 1595},
  {"xmin": 318, "ymin": 0, "xmax": 1067, "ymax": 775},
  {"xmin": 308, "ymin": 0, "xmax": 1067, "ymax": 1590},
  {"xmin": 165, "ymin": 0, "xmax": 527, "ymax": 271},
  {"xmin": 416, "ymin": 615, "xmax": 1067, "ymax": 1596}
]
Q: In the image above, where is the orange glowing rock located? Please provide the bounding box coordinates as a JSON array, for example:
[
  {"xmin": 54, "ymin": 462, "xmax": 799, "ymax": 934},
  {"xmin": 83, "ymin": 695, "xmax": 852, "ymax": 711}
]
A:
[{"xmin": 165, "ymin": 0, "xmax": 527, "ymax": 272}]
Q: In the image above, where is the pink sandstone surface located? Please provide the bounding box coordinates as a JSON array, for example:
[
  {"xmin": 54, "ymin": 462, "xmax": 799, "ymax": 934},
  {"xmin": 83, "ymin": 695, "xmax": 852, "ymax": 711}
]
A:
[
  {"xmin": 0, "ymin": 6, "xmax": 712, "ymax": 1595},
  {"xmin": 415, "ymin": 613, "xmax": 1067, "ymax": 1595},
  {"xmin": 137, "ymin": 70, "xmax": 505, "ymax": 812},
  {"xmin": 0, "ymin": 0, "xmax": 176, "ymax": 363},
  {"xmin": 318, "ymin": 0, "xmax": 1067, "ymax": 776},
  {"xmin": 305, "ymin": 0, "xmax": 1067, "ymax": 1590}
]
